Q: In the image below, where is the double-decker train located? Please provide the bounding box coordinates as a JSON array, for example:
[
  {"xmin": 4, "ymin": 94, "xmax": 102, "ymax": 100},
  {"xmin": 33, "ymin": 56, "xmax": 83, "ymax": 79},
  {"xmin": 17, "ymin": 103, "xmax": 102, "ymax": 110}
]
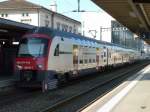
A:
[{"xmin": 15, "ymin": 27, "xmax": 141, "ymax": 91}]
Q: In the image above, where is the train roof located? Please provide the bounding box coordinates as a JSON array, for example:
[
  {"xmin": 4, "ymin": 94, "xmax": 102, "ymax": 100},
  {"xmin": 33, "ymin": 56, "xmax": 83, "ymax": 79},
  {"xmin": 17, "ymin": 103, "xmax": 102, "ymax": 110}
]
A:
[{"xmin": 29, "ymin": 27, "xmax": 139, "ymax": 51}]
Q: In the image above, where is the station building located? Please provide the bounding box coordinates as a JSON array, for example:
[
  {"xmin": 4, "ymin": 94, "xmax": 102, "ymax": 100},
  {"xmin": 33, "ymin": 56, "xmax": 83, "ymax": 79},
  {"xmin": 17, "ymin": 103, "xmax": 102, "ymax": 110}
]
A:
[
  {"xmin": 0, "ymin": 0, "xmax": 81, "ymax": 34},
  {"xmin": 0, "ymin": 0, "xmax": 82, "ymax": 79}
]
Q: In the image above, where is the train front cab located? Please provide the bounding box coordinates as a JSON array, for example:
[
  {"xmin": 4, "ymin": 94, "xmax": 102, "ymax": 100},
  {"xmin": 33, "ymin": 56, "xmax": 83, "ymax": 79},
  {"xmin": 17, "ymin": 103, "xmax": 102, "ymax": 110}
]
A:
[{"xmin": 15, "ymin": 33, "xmax": 57, "ymax": 90}]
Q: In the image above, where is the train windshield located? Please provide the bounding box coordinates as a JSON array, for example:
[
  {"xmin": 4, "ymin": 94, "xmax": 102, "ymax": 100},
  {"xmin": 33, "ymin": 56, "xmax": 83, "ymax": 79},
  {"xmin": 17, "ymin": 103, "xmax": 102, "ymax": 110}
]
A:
[{"xmin": 18, "ymin": 37, "xmax": 49, "ymax": 57}]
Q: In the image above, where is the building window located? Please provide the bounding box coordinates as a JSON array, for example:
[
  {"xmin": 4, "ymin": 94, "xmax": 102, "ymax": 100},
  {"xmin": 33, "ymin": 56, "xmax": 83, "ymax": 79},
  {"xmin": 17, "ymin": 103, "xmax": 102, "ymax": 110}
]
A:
[
  {"xmin": 73, "ymin": 29, "xmax": 77, "ymax": 33},
  {"xmin": 65, "ymin": 25, "xmax": 68, "ymax": 32},
  {"xmin": 1, "ymin": 14, "xmax": 4, "ymax": 17},
  {"xmin": 62, "ymin": 24, "xmax": 65, "ymax": 31},
  {"xmin": 69, "ymin": 26, "xmax": 72, "ymax": 32},
  {"xmin": 73, "ymin": 25, "xmax": 77, "ymax": 33},
  {"xmin": 56, "ymin": 22, "xmax": 60, "ymax": 30},
  {"xmin": 22, "ymin": 13, "xmax": 25, "ymax": 17},
  {"xmin": 45, "ymin": 20, "xmax": 49, "ymax": 27},
  {"xmin": 45, "ymin": 14, "xmax": 49, "ymax": 19},
  {"xmin": 1, "ymin": 13, "xmax": 8, "ymax": 18},
  {"xmin": 26, "ymin": 13, "xmax": 29, "ymax": 16},
  {"xmin": 22, "ymin": 13, "xmax": 29, "ymax": 17},
  {"xmin": 61, "ymin": 24, "xmax": 68, "ymax": 32},
  {"xmin": 5, "ymin": 14, "xmax": 8, "ymax": 17}
]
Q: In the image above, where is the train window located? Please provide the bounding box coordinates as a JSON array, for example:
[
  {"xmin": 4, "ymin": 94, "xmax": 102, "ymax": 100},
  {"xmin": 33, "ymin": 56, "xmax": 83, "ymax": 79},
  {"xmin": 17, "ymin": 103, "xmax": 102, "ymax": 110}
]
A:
[
  {"xmin": 54, "ymin": 44, "xmax": 59, "ymax": 56},
  {"xmin": 104, "ymin": 52, "xmax": 106, "ymax": 57},
  {"xmin": 93, "ymin": 59, "xmax": 95, "ymax": 63},
  {"xmin": 61, "ymin": 37, "xmax": 64, "ymax": 41},
  {"xmin": 84, "ymin": 59, "xmax": 88, "ymax": 64},
  {"xmin": 109, "ymin": 53, "xmax": 111, "ymax": 58},
  {"xmin": 79, "ymin": 60, "xmax": 83, "ymax": 64},
  {"xmin": 89, "ymin": 59, "xmax": 92, "ymax": 63}
]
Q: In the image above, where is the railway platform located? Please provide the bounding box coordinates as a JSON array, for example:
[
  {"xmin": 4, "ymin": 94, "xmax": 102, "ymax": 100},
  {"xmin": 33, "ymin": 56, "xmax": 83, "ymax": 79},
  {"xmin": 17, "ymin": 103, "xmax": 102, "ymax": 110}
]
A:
[
  {"xmin": 0, "ymin": 76, "xmax": 14, "ymax": 90},
  {"xmin": 82, "ymin": 64, "xmax": 150, "ymax": 112}
]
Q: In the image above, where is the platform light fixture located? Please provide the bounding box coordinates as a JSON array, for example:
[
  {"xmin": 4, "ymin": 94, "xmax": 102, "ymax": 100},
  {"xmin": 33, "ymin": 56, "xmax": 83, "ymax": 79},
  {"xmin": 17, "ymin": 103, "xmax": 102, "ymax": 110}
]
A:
[
  {"xmin": 12, "ymin": 42, "xmax": 19, "ymax": 45},
  {"xmin": 0, "ymin": 29, "xmax": 8, "ymax": 33},
  {"xmin": 139, "ymin": 24, "xmax": 144, "ymax": 28},
  {"xmin": 133, "ymin": 0, "xmax": 150, "ymax": 3},
  {"xmin": 129, "ymin": 11, "xmax": 137, "ymax": 18}
]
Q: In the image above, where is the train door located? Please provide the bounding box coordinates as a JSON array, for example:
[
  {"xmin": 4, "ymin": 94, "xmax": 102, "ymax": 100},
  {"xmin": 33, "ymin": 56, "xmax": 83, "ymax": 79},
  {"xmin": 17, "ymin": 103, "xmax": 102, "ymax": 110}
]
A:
[
  {"xmin": 103, "ymin": 47, "xmax": 107, "ymax": 66},
  {"xmin": 73, "ymin": 45, "xmax": 78, "ymax": 71},
  {"xmin": 53, "ymin": 43, "xmax": 60, "ymax": 70},
  {"xmin": 102, "ymin": 47, "xmax": 109, "ymax": 66},
  {"xmin": 59, "ymin": 42, "xmax": 72, "ymax": 71},
  {"xmin": 96, "ymin": 48, "xmax": 100, "ymax": 68},
  {"xmin": 121, "ymin": 52, "xmax": 124, "ymax": 63},
  {"xmin": 111, "ymin": 48, "xmax": 116, "ymax": 65},
  {"xmin": 108, "ymin": 48, "xmax": 112, "ymax": 65},
  {"xmin": 59, "ymin": 43, "xmax": 66, "ymax": 71},
  {"xmin": 99, "ymin": 47, "xmax": 104, "ymax": 67},
  {"xmin": 106, "ymin": 48, "xmax": 109, "ymax": 66}
]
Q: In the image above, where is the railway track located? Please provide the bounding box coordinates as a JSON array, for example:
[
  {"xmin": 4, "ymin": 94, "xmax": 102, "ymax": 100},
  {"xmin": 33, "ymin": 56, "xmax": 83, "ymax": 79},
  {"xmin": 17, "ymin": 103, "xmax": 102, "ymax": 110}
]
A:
[
  {"xmin": 40, "ymin": 61, "xmax": 149, "ymax": 112},
  {"xmin": 0, "ymin": 88, "xmax": 41, "ymax": 106},
  {"xmin": 0, "ymin": 61, "xmax": 149, "ymax": 112}
]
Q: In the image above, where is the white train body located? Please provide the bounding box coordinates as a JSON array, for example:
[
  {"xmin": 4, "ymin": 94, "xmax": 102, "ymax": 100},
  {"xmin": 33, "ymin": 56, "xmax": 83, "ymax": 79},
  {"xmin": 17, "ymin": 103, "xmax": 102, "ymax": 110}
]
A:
[{"xmin": 15, "ymin": 27, "xmax": 141, "ymax": 90}]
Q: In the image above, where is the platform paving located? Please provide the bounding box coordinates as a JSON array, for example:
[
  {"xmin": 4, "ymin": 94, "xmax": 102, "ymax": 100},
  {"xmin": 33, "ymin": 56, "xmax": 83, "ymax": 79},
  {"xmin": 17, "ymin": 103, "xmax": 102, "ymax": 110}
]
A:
[{"xmin": 82, "ymin": 64, "xmax": 150, "ymax": 112}]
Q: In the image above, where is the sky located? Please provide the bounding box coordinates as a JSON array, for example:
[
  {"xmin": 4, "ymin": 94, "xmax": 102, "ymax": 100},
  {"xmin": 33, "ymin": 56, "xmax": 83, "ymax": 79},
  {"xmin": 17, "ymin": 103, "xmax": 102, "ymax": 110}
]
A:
[{"xmin": 0, "ymin": 0, "xmax": 104, "ymax": 21}]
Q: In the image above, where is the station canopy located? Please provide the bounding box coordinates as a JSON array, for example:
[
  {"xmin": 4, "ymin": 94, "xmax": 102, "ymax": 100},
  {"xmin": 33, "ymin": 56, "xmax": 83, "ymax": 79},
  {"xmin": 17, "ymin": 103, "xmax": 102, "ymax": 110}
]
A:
[
  {"xmin": 0, "ymin": 18, "xmax": 34, "ymax": 41},
  {"xmin": 93, "ymin": 0, "xmax": 150, "ymax": 44}
]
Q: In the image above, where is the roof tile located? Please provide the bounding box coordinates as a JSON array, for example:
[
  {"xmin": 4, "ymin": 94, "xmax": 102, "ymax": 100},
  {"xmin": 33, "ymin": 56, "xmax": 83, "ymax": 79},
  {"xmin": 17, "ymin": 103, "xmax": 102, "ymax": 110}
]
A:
[{"xmin": 0, "ymin": 0, "xmax": 41, "ymax": 9}]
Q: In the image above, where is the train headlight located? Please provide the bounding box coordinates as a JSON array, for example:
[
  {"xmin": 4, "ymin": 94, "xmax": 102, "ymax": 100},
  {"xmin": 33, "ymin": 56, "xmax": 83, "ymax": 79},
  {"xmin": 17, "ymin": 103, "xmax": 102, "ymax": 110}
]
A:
[
  {"xmin": 37, "ymin": 64, "xmax": 43, "ymax": 69},
  {"xmin": 17, "ymin": 65, "xmax": 22, "ymax": 69}
]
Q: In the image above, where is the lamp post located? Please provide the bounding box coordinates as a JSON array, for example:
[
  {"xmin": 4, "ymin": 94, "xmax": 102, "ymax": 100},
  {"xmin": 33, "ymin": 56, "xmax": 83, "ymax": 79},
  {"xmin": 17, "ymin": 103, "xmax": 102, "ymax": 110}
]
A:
[
  {"xmin": 100, "ymin": 26, "xmax": 128, "ymax": 45},
  {"xmin": 100, "ymin": 26, "xmax": 102, "ymax": 41},
  {"xmin": 78, "ymin": 0, "xmax": 80, "ymax": 12},
  {"xmin": 88, "ymin": 30, "xmax": 97, "ymax": 38}
]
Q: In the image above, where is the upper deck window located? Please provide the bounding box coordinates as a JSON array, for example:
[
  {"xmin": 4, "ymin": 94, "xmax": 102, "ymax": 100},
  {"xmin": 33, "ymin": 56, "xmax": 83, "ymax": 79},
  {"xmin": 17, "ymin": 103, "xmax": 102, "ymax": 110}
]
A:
[
  {"xmin": 29, "ymin": 27, "xmax": 52, "ymax": 38},
  {"xmin": 54, "ymin": 44, "xmax": 59, "ymax": 56}
]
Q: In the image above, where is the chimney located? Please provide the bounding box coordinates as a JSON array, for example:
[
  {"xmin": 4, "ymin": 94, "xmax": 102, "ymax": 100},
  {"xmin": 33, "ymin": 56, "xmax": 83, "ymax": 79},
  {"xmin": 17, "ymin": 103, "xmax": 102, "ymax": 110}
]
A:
[
  {"xmin": 50, "ymin": 0, "xmax": 57, "ymax": 12},
  {"xmin": 10, "ymin": 0, "xmax": 25, "ymax": 1}
]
